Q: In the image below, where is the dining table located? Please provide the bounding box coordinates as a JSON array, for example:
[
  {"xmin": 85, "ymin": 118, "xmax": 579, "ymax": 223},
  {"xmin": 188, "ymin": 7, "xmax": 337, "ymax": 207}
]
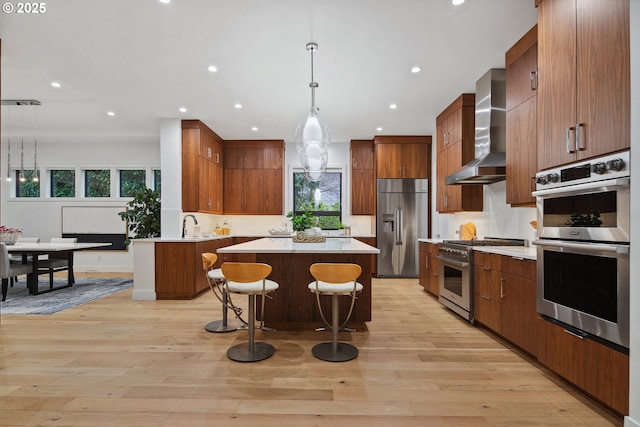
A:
[{"xmin": 7, "ymin": 242, "xmax": 112, "ymax": 295}]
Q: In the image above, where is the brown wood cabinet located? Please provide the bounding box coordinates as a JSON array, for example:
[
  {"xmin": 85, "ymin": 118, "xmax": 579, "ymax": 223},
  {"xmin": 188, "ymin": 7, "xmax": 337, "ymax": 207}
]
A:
[
  {"xmin": 223, "ymin": 141, "xmax": 284, "ymax": 215},
  {"xmin": 182, "ymin": 120, "xmax": 224, "ymax": 214},
  {"xmin": 350, "ymin": 140, "xmax": 375, "ymax": 215},
  {"xmin": 418, "ymin": 242, "xmax": 439, "ymax": 296},
  {"xmin": 374, "ymin": 136, "xmax": 431, "ymax": 179},
  {"xmin": 473, "ymin": 251, "xmax": 538, "ymax": 357},
  {"xmin": 538, "ymin": 318, "xmax": 629, "ymax": 415},
  {"xmin": 355, "ymin": 237, "xmax": 377, "ymax": 276},
  {"xmin": 435, "ymin": 94, "xmax": 482, "ymax": 213},
  {"xmin": 155, "ymin": 238, "xmax": 233, "ymax": 299},
  {"xmin": 537, "ymin": 0, "xmax": 629, "ymax": 170},
  {"xmin": 505, "ymin": 25, "xmax": 537, "ymax": 207}
]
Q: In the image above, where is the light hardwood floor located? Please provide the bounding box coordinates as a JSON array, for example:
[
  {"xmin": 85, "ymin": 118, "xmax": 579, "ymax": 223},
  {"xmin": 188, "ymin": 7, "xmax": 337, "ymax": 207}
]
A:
[{"xmin": 0, "ymin": 275, "xmax": 622, "ymax": 426}]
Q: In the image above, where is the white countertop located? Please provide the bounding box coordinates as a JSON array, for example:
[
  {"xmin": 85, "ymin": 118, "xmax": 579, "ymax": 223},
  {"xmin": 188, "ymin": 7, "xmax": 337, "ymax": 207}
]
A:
[
  {"xmin": 134, "ymin": 234, "xmax": 374, "ymax": 243},
  {"xmin": 217, "ymin": 237, "xmax": 380, "ymax": 254},
  {"xmin": 473, "ymin": 246, "xmax": 537, "ymax": 260},
  {"xmin": 418, "ymin": 238, "xmax": 444, "ymax": 244}
]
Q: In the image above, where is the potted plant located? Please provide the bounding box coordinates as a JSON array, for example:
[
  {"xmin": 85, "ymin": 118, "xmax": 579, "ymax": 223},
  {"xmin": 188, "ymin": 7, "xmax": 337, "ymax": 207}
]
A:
[
  {"xmin": 118, "ymin": 188, "xmax": 161, "ymax": 245},
  {"xmin": 286, "ymin": 211, "xmax": 315, "ymax": 232}
]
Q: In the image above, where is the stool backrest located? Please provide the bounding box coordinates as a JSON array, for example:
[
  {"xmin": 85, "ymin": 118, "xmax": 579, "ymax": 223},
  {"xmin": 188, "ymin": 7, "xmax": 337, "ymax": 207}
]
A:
[
  {"xmin": 202, "ymin": 253, "xmax": 218, "ymax": 270},
  {"xmin": 310, "ymin": 263, "xmax": 362, "ymax": 284},
  {"xmin": 221, "ymin": 262, "xmax": 272, "ymax": 283}
]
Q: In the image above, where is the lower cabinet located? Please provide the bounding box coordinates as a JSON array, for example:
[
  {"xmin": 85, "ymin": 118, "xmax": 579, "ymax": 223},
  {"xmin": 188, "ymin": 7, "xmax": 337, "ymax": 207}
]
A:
[
  {"xmin": 418, "ymin": 242, "xmax": 439, "ymax": 296},
  {"xmin": 355, "ymin": 237, "xmax": 377, "ymax": 276},
  {"xmin": 155, "ymin": 238, "xmax": 233, "ymax": 299}
]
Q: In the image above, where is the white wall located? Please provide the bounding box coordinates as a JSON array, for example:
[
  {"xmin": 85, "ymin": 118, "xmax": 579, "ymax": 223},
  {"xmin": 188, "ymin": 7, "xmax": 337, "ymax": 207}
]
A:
[{"xmin": 1, "ymin": 139, "xmax": 160, "ymax": 272}]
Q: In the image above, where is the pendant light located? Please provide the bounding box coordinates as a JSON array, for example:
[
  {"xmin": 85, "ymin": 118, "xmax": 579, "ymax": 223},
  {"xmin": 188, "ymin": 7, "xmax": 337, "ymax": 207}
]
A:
[
  {"xmin": 294, "ymin": 42, "xmax": 331, "ymax": 181},
  {"xmin": 32, "ymin": 138, "xmax": 39, "ymax": 182},
  {"xmin": 6, "ymin": 138, "xmax": 12, "ymax": 181},
  {"xmin": 19, "ymin": 138, "xmax": 25, "ymax": 182}
]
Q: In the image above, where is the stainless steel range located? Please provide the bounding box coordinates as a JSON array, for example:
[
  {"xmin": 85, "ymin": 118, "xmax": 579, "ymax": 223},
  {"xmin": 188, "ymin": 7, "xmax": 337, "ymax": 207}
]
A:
[{"xmin": 437, "ymin": 238, "xmax": 527, "ymax": 322}]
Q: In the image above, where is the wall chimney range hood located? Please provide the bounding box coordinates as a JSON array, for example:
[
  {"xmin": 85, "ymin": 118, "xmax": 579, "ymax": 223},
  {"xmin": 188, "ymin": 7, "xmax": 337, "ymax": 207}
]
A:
[{"xmin": 445, "ymin": 69, "xmax": 506, "ymax": 185}]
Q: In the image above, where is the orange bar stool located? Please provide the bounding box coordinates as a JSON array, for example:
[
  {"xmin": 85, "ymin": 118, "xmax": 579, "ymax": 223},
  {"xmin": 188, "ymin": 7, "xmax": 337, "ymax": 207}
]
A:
[
  {"xmin": 308, "ymin": 263, "xmax": 363, "ymax": 362},
  {"xmin": 201, "ymin": 253, "xmax": 241, "ymax": 333},
  {"xmin": 221, "ymin": 262, "xmax": 279, "ymax": 362}
]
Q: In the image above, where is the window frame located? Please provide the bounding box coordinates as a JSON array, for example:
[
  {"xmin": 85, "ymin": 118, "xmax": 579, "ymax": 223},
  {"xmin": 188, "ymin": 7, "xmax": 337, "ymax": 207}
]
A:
[{"xmin": 291, "ymin": 170, "xmax": 343, "ymax": 229}]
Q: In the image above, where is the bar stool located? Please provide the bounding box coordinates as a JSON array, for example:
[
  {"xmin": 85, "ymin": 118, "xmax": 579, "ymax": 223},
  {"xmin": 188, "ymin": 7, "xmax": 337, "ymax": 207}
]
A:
[
  {"xmin": 201, "ymin": 253, "xmax": 241, "ymax": 333},
  {"xmin": 221, "ymin": 262, "xmax": 279, "ymax": 362},
  {"xmin": 308, "ymin": 263, "xmax": 363, "ymax": 362}
]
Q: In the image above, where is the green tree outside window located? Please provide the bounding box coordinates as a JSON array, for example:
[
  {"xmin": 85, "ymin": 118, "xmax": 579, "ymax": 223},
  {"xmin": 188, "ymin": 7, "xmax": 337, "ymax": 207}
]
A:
[
  {"xmin": 16, "ymin": 170, "xmax": 40, "ymax": 197},
  {"xmin": 153, "ymin": 169, "xmax": 161, "ymax": 193},
  {"xmin": 293, "ymin": 171, "xmax": 342, "ymax": 229},
  {"xmin": 51, "ymin": 170, "xmax": 75, "ymax": 197},
  {"xmin": 120, "ymin": 170, "xmax": 146, "ymax": 197},
  {"xmin": 85, "ymin": 169, "xmax": 110, "ymax": 197}
]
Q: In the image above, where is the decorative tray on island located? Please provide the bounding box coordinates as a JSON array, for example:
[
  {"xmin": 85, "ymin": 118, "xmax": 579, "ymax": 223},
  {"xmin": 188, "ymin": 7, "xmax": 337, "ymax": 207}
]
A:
[
  {"xmin": 292, "ymin": 231, "xmax": 326, "ymax": 243},
  {"xmin": 268, "ymin": 227, "xmax": 292, "ymax": 236}
]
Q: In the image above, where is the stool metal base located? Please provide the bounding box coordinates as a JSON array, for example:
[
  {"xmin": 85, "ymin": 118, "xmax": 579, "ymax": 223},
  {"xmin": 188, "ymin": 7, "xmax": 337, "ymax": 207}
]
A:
[
  {"xmin": 312, "ymin": 342, "xmax": 359, "ymax": 362},
  {"xmin": 204, "ymin": 319, "xmax": 241, "ymax": 333},
  {"xmin": 227, "ymin": 342, "xmax": 275, "ymax": 362}
]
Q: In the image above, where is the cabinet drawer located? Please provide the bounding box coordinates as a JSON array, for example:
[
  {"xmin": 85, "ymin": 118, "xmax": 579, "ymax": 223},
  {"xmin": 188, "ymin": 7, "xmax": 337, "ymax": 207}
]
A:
[
  {"xmin": 474, "ymin": 251, "xmax": 502, "ymax": 270},
  {"xmin": 502, "ymin": 256, "xmax": 535, "ymax": 279}
]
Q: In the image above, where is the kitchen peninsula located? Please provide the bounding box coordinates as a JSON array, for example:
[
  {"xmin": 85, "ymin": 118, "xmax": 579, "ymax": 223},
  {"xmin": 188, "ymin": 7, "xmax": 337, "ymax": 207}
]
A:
[{"xmin": 218, "ymin": 237, "xmax": 379, "ymax": 329}]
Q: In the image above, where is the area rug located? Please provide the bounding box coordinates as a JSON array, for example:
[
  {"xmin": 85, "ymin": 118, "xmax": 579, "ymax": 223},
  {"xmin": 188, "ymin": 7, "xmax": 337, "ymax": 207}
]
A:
[{"xmin": 1, "ymin": 277, "xmax": 133, "ymax": 315}]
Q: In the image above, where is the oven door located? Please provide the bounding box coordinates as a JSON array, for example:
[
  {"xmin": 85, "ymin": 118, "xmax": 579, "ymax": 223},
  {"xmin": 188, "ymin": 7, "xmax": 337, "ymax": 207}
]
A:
[
  {"xmin": 534, "ymin": 239, "xmax": 629, "ymax": 349},
  {"xmin": 436, "ymin": 256, "xmax": 472, "ymax": 320},
  {"xmin": 532, "ymin": 177, "xmax": 629, "ymax": 243}
]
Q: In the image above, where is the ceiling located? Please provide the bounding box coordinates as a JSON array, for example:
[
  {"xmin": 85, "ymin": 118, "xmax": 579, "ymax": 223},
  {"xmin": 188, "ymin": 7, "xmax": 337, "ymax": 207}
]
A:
[{"xmin": 0, "ymin": 0, "xmax": 537, "ymax": 145}]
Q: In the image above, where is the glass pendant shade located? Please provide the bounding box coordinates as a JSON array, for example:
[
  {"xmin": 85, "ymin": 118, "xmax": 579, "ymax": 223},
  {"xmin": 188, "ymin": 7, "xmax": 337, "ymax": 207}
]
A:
[{"xmin": 295, "ymin": 107, "xmax": 330, "ymax": 157}]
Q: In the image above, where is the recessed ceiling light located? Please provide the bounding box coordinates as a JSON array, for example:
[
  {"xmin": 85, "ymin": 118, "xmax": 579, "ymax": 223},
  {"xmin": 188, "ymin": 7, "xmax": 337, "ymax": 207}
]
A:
[
  {"xmin": 376, "ymin": 127, "xmax": 383, "ymax": 132},
  {"xmin": 411, "ymin": 66, "xmax": 421, "ymax": 73},
  {"xmin": 251, "ymin": 126, "xmax": 258, "ymax": 131},
  {"xmin": 107, "ymin": 111, "xmax": 115, "ymax": 116},
  {"xmin": 179, "ymin": 107, "xmax": 187, "ymax": 113},
  {"xmin": 207, "ymin": 65, "xmax": 218, "ymax": 73},
  {"xmin": 158, "ymin": 0, "xmax": 170, "ymax": 4},
  {"xmin": 452, "ymin": 0, "xmax": 465, "ymax": 5},
  {"xmin": 234, "ymin": 103, "xmax": 242, "ymax": 109},
  {"xmin": 51, "ymin": 81, "xmax": 61, "ymax": 88},
  {"xmin": 389, "ymin": 103, "xmax": 398, "ymax": 110}
]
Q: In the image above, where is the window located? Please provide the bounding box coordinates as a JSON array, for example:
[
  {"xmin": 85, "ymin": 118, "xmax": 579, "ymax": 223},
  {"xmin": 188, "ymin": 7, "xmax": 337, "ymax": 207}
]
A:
[
  {"xmin": 119, "ymin": 169, "xmax": 146, "ymax": 197},
  {"xmin": 293, "ymin": 171, "xmax": 342, "ymax": 229},
  {"xmin": 153, "ymin": 169, "xmax": 161, "ymax": 192},
  {"xmin": 51, "ymin": 170, "xmax": 76, "ymax": 197},
  {"xmin": 15, "ymin": 170, "xmax": 40, "ymax": 197},
  {"xmin": 85, "ymin": 169, "xmax": 110, "ymax": 197}
]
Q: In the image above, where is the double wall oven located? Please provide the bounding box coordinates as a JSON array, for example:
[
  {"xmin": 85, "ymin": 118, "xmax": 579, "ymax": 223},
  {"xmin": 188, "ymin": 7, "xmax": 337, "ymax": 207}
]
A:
[{"xmin": 533, "ymin": 150, "xmax": 630, "ymax": 351}]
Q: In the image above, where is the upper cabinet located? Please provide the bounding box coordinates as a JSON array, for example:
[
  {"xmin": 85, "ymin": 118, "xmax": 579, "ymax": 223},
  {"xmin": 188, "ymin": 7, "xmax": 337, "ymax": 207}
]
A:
[
  {"xmin": 182, "ymin": 120, "xmax": 224, "ymax": 214},
  {"xmin": 374, "ymin": 136, "xmax": 431, "ymax": 179},
  {"xmin": 435, "ymin": 94, "xmax": 482, "ymax": 213},
  {"xmin": 505, "ymin": 25, "xmax": 538, "ymax": 207},
  {"xmin": 351, "ymin": 139, "xmax": 375, "ymax": 215},
  {"xmin": 223, "ymin": 141, "xmax": 284, "ymax": 215},
  {"xmin": 537, "ymin": 0, "xmax": 630, "ymax": 170}
]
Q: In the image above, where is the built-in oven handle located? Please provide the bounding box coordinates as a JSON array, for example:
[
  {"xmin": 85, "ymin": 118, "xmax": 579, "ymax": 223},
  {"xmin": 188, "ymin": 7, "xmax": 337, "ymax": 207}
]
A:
[
  {"xmin": 434, "ymin": 256, "xmax": 470, "ymax": 268},
  {"xmin": 531, "ymin": 177, "xmax": 629, "ymax": 197},
  {"xmin": 533, "ymin": 239, "xmax": 630, "ymax": 254}
]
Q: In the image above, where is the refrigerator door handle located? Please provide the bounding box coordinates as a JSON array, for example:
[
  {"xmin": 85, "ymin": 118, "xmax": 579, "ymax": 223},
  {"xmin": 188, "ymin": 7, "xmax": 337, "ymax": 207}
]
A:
[{"xmin": 395, "ymin": 206, "xmax": 403, "ymax": 245}]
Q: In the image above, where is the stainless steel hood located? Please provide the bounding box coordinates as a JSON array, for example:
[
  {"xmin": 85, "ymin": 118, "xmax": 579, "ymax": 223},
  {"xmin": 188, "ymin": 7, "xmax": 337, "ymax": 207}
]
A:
[{"xmin": 445, "ymin": 68, "xmax": 506, "ymax": 185}]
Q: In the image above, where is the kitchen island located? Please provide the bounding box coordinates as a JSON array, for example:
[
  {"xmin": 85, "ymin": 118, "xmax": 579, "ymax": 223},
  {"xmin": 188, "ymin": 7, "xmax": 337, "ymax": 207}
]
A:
[{"xmin": 218, "ymin": 237, "xmax": 380, "ymax": 329}]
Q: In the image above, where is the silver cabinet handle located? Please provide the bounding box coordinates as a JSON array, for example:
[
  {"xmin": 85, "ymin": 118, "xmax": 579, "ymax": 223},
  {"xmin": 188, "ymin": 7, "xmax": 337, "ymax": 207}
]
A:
[
  {"xmin": 500, "ymin": 278, "xmax": 505, "ymax": 299},
  {"xmin": 575, "ymin": 123, "xmax": 583, "ymax": 151},
  {"xmin": 480, "ymin": 294, "xmax": 491, "ymax": 301},
  {"xmin": 530, "ymin": 70, "xmax": 538, "ymax": 91},
  {"xmin": 215, "ymin": 153, "xmax": 220, "ymax": 164},
  {"xmin": 563, "ymin": 328, "xmax": 586, "ymax": 340},
  {"xmin": 481, "ymin": 266, "xmax": 491, "ymax": 271},
  {"xmin": 565, "ymin": 127, "xmax": 574, "ymax": 153}
]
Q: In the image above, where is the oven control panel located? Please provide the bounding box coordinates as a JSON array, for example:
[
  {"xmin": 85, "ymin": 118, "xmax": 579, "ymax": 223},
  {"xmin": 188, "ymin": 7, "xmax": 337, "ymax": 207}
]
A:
[{"xmin": 535, "ymin": 150, "xmax": 630, "ymax": 190}]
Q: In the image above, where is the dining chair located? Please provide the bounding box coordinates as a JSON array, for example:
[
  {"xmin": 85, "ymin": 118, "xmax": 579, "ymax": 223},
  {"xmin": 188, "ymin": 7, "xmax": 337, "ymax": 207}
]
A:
[
  {"xmin": 221, "ymin": 262, "xmax": 279, "ymax": 362},
  {"xmin": 8, "ymin": 237, "xmax": 40, "ymax": 287},
  {"xmin": 37, "ymin": 237, "xmax": 77, "ymax": 289},
  {"xmin": 201, "ymin": 253, "xmax": 241, "ymax": 333},
  {"xmin": 308, "ymin": 263, "xmax": 363, "ymax": 362},
  {"xmin": 1, "ymin": 242, "xmax": 34, "ymax": 302}
]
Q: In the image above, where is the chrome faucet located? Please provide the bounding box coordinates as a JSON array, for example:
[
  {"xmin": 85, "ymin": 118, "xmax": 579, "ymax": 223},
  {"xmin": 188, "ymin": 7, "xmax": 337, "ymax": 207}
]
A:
[{"xmin": 182, "ymin": 214, "xmax": 198, "ymax": 238}]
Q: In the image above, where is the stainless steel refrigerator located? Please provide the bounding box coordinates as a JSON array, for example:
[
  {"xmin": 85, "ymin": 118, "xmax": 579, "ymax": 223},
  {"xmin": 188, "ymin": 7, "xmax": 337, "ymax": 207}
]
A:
[{"xmin": 376, "ymin": 178, "xmax": 429, "ymax": 277}]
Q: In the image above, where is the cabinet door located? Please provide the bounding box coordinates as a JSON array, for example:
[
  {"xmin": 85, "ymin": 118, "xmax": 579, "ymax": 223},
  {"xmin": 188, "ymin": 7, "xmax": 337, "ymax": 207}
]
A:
[
  {"xmin": 375, "ymin": 144, "xmax": 402, "ymax": 178},
  {"xmin": 427, "ymin": 252, "xmax": 440, "ymax": 296},
  {"xmin": 243, "ymin": 147, "xmax": 263, "ymax": 169},
  {"xmin": 262, "ymin": 169, "xmax": 283, "ymax": 215},
  {"xmin": 506, "ymin": 96, "xmax": 537, "ymax": 206},
  {"xmin": 575, "ymin": 0, "xmax": 629, "ymax": 161},
  {"xmin": 537, "ymin": 0, "xmax": 577, "ymax": 170},
  {"xmin": 351, "ymin": 145, "xmax": 374, "ymax": 170},
  {"xmin": 418, "ymin": 243, "xmax": 429, "ymax": 289},
  {"xmin": 198, "ymin": 157, "xmax": 212, "ymax": 212},
  {"xmin": 223, "ymin": 169, "xmax": 244, "ymax": 214},
  {"xmin": 212, "ymin": 163, "xmax": 223, "ymax": 214},
  {"xmin": 473, "ymin": 252, "xmax": 502, "ymax": 332},
  {"xmin": 506, "ymin": 44, "xmax": 538, "ymax": 111},
  {"xmin": 223, "ymin": 147, "xmax": 245, "ymax": 169},
  {"xmin": 443, "ymin": 143, "xmax": 462, "ymax": 211},
  {"xmin": 402, "ymin": 144, "xmax": 428, "ymax": 178},
  {"xmin": 501, "ymin": 272, "xmax": 538, "ymax": 356},
  {"xmin": 242, "ymin": 169, "xmax": 264, "ymax": 214},
  {"xmin": 262, "ymin": 146, "xmax": 282, "ymax": 170},
  {"xmin": 446, "ymin": 108, "xmax": 462, "ymax": 146},
  {"xmin": 352, "ymin": 169, "xmax": 375, "ymax": 215}
]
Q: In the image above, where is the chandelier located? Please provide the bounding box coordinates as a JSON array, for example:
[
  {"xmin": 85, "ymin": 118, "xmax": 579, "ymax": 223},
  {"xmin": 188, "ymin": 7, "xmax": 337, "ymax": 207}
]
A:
[{"xmin": 294, "ymin": 42, "xmax": 331, "ymax": 181}]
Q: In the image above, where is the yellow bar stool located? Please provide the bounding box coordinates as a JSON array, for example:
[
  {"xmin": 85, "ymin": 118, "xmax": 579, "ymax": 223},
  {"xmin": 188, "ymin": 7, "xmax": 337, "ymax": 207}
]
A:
[
  {"xmin": 221, "ymin": 262, "xmax": 279, "ymax": 362},
  {"xmin": 308, "ymin": 263, "xmax": 363, "ymax": 362},
  {"xmin": 201, "ymin": 253, "xmax": 241, "ymax": 333}
]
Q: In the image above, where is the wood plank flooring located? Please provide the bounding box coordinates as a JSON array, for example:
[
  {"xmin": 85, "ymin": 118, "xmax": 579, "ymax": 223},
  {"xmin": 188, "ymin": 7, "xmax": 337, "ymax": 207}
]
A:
[{"xmin": 0, "ymin": 275, "xmax": 623, "ymax": 426}]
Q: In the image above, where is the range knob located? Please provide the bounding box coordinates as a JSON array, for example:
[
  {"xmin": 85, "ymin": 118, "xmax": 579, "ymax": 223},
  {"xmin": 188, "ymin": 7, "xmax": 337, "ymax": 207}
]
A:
[
  {"xmin": 547, "ymin": 173, "xmax": 559, "ymax": 183},
  {"xmin": 607, "ymin": 158, "xmax": 625, "ymax": 172},
  {"xmin": 592, "ymin": 162, "xmax": 607, "ymax": 175},
  {"xmin": 536, "ymin": 175, "xmax": 548, "ymax": 185}
]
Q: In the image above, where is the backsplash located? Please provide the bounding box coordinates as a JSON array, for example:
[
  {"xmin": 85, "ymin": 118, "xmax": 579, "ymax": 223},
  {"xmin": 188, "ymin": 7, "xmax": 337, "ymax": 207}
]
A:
[{"xmin": 434, "ymin": 180, "xmax": 537, "ymax": 242}]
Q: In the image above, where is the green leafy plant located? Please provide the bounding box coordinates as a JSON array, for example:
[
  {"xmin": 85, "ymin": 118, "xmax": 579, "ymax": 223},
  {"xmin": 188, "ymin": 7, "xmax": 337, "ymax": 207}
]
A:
[
  {"xmin": 118, "ymin": 188, "xmax": 161, "ymax": 245},
  {"xmin": 286, "ymin": 211, "xmax": 315, "ymax": 232}
]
